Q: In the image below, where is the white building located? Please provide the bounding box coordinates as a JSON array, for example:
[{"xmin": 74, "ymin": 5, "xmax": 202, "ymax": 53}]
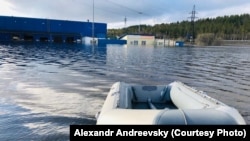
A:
[
  {"xmin": 121, "ymin": 34, "xmax": 155, "ymax": 46},
  {"xmin": 120, "ymin": 34, "xmax": 184, "ymax": 47},
  {"xmin": 155, "ymin": 39, "xmax": 176, "ymax": 47}
]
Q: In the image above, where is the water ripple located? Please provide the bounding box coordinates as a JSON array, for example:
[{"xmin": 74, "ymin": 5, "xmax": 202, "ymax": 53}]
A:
[{"xmin": 0, "ymin": 43, "xmax": 250, "ymax": 140}]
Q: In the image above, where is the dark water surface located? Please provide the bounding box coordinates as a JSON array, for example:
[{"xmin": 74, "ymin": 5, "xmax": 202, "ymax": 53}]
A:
[{"xmin": 0, "ymin": 43, "xmax": 249, "ymax": 140}]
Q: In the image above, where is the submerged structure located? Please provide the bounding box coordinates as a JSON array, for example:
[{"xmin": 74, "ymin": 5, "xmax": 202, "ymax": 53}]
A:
[{"xmin": 0, "ymin": 16, "xmax": 107, "ymax": 43}]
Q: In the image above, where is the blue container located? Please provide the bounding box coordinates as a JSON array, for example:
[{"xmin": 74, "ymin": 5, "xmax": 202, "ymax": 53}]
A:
[{"xmin": 175, "ymin": 41, "xmax": 184, "ymax": 47}]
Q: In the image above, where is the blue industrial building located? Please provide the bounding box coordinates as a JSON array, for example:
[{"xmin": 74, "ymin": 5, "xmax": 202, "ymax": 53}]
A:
[{"xmin": 0, "ymin": 16, "xmax": 107, "ymax": 43}]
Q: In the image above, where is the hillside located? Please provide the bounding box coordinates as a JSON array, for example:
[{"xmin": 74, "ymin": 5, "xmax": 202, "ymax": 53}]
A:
[{"xmin": 108, "ymin": 14, "xmax": 250, "ymax": 46}]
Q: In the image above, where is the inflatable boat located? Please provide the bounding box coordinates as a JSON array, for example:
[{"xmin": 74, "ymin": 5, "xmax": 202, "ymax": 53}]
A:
[{"xmin": 96, "ymin": 81, "xmax": 246, "ymax": 125}]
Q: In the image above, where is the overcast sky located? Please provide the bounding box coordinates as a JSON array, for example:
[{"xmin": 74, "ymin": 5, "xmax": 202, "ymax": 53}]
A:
[{"xmin": 1, "ymin": 0, "xmax": 250, "ymax": 29}]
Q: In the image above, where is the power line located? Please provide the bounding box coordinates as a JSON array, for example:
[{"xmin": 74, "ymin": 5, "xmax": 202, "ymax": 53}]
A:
[
  {"xmin": 107, "ymin": 0, "xmax": 144, "ymax": 15},
  {"xmin": 86, "ymin": 0, "xmax": 164, "ymax": 28},
  {"xmin": 106, "ymin": 0, "xmax": 149, "ymax": 33}
]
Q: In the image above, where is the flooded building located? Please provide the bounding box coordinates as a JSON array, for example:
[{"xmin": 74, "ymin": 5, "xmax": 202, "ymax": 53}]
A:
[
  {"xmin": 0, "ymin": 16, "xmax": 107, "ymax": 43},
  {"xmin": 120, "ymin": 34, "xmax": 184, "ymax": 47},
  {"xmin": 120, "ymin": 34, "xmax": 155, "ymax": 46}
]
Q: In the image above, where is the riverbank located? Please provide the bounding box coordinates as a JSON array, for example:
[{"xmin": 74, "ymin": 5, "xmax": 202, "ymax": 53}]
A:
[
  {"xmin": 220, "ymin": 40, "xmax": 250, "ymax": 46},
  {"xmin": 188, "ymin": 40, "xmax": 250, "ymax": 47}
]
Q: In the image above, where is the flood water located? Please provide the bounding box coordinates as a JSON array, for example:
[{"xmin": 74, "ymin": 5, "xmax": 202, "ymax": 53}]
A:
[{"xmin": 0, "ymin": 43, "xmax": 249, "ymax": 140}]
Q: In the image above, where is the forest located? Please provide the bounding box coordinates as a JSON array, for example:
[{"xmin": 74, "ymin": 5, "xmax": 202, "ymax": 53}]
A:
[{"xmin": 108, "ymin": 14, "xmax": 250, "ymax": 46}]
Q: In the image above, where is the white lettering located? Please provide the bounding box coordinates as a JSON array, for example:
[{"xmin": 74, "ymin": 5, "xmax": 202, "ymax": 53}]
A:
[
  {"xmin": 74, "ymin": 129, "xmax": 114, "ymax": 136},
  {"xmin": 173, "ymin": 129, "xmax": 214, "ymax": 138},
  {"xmin": 217, "ymin": 129, "xmax": 244, "ymax": 137},
  {"xmin": 115, "ymin": 129, "xmax": 169, "ymax": 138},
  {"xmin": 74, "ymin": 129, "xmax": 81, "ymax": 136}
]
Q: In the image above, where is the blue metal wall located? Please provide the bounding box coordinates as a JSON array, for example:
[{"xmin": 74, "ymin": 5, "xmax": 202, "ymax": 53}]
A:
[{"xmin": 0, "ymin": 16, "xmax": 107, "ymax": 42}]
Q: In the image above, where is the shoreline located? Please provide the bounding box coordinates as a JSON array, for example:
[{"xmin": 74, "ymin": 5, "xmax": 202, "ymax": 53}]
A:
[
  {"xmin": 185, "ymin": 40, "xmax": 250, "ymax": 47},
  {"xmin": 220, "ymin": 40, "xmax": 250, "ymax": 46}
]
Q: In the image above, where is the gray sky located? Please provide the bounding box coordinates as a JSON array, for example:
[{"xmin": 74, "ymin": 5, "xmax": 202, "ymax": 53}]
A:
[{"xmin": 1, "ymin": 0, "xmax": 250, "ymax": 29}]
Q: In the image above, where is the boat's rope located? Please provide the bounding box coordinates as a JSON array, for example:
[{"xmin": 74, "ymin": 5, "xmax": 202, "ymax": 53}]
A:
[{"xmin": 179, "ymin": 109, "xmax": 187, "ymax": 125}]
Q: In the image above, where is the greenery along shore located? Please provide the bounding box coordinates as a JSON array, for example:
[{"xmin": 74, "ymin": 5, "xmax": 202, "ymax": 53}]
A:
[{"xmin": 108, "ymin": 14, "xmax": 250, "ymax": 46}]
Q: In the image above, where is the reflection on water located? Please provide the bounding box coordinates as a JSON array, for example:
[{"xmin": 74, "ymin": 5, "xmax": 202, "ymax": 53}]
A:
[{"xmin": 0, "ymin": 43, "xmax": 250, "ymax": 140}]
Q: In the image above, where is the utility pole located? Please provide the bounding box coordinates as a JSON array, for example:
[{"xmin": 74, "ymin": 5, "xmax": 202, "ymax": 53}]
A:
[
  {"xmin": 124, "ymin": 16, "xmax": 128, "ymax": 35},
  {"xmin": 92, "ymin": 0, "xmax": 95, "ymax": 46},
  {"xmin": 138, "ymin": 12, "xmax": 142, "ymax": 34},
  {"xmin": 124, "ymin": 16, "xmax": 127, "ymax": 28},
  {"xmin": 188, "ymin": 5, "xmax": 198, "ymax": 44}
]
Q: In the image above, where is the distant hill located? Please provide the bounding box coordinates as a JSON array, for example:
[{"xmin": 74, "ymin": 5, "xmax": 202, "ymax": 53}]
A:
[{"xmin": 108, "ymin": 14, "xmax": 250, "ymax": 45}]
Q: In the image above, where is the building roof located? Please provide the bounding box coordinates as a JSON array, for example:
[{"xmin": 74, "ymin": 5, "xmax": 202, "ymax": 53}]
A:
[{"xmin": 119, "ymin": 34, "xmax": 154, "ymax": 39}]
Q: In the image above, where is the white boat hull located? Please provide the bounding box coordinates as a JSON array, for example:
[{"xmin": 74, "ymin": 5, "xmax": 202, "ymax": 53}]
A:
[{"xmin": 96, "ymin": 81, "xmax": 246, "ymax": 125}]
